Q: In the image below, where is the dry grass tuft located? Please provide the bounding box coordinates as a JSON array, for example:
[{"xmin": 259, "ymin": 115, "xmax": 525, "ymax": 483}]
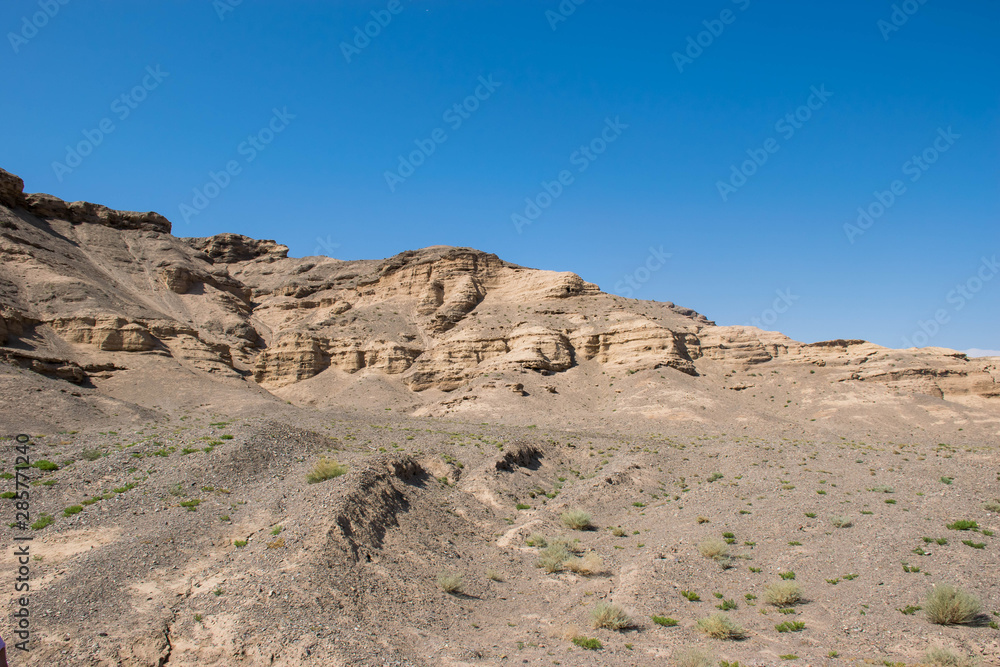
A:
[
  {"xmin": 924, "ymin": 647, "xmax": 980, "ymax": 667},
  {"xmin": 698, "ymin": 537, "xmax": 729, "ymax": 560},
  {"xmin": 830, "ymin": 515, "xmax": 853, "ymax": 528},
  {"xmin": 565, "ymin": 552, "xmax": 604, "ymax": 576},
  {"xmin": 925, "ymin": 584, "xmax": 981, "ymax": 625},
  {"xmin": 525, "ymin": 532, "xmax": 547, "ymax": 547},
  {"xmin": 765, "ymin": 581, "xmax": 803, "ymax": 607},
  {"xmin": 695, "ymin": 613, "xmax": 745, "ymax": 640},
  {"xmin": 436, "ymin": 572, "xmax": 464, "ymax": 595},
  {"xmin": 537, "ymin": 543, "xmax": 572, "ymax": 573},
  {"xmin": 306, "ymin": 457, "xmax": 347, "ymax": 484},
  {"xmin": 561, "ymin": 509, "xmax": 593, "ymax": 530},
  {"xmin": 674, "ymin": 648, "xmax": 714, "ymax": 667},
  {"xmin": 590, "ymin": 602, "xmax": 631, "ymax": 630}
]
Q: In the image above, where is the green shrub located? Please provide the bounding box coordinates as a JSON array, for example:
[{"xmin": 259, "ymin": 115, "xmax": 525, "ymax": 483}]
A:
[
  {"xmin": 81, "ymin": 449, "xmax": 102, "ymax": 461},
  {"xmin": 179, "ymin": 499, "xmax": 201, "ymax": 511},
  {"xmin": 571, "ymin": 636, "xmax": 602, "ymax": 650},
  {"xmin": 31, "ymin": 514, "xmax": 54, "ymax": 530},
  {"xmin": 306, "ymin": 457, "xmax": 347, "ymax": 484},
  {"xmin": 716, "ymin": 599, "xmax": 737, "ymax": 611},
  {"xmin": 651, "ymin": 615, "xmax": 678, "ymax": 627},
  {"xmin": 962, "ymin": 540, "xmax": 985, "ymax": 549},
  {"xmin": 63, "ymin": 505, "xmax": 83, "ymax": 516},
  {"xmin": 925, "ymin": 584, "xmax": 981, "ymax": 625},
  {"xmin": 775, "ymin": 620, "xmax": 806, "ymax": 632},
  {"xmin": 31, "ymin": 460, "xmax": 59, "ymax": 471},
  {"xmin": 946, "ymin": 520, "xmax": 978, "ymax": 531},
  {"xmin": 537, "ymin": 544, "xmax": 571, "ymax": 573},
  {"xmin": 233, "ymin": 539, "xmax": 247, "ymax": 548},
  {"xmin": 515, "ymin": 503, "xmax": 531, "ymax": 510},
  {"xmin": 779, "ymin": 571, "xmax": 796, "ymax": 580},
  {"xmin": 681, "ymin": 590, "xmax": 700, "ymax": 602}
]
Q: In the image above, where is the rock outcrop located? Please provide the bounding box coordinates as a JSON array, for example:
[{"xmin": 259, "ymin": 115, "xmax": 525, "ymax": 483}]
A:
[{"xmin": 0, "ymin": 166, "xmax": 996, "ymax": 404}]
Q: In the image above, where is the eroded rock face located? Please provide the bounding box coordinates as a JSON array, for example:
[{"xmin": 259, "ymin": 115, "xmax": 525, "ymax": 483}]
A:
[
  {"xmin": 0, "ymin": 166, "xmax": 996, "ymax": 402},
  {"xmin": 49, "ymin": 317, "xmax": 156, "ymax": 352}
]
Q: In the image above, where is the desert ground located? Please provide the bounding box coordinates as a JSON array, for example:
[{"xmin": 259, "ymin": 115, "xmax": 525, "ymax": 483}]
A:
[{"xmin": 0, "ymin": 167, "xmax": 998, "ymax": 665}]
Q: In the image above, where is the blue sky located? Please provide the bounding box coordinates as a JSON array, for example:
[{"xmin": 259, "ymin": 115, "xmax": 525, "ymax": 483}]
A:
[{"xmin": 3, "ymin": 1, "xmax": 998, "ymax": 352}]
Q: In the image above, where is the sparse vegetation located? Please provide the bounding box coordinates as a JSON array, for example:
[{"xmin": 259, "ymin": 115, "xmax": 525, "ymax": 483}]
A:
[
  {"xmin": 590, "ymin": 602, "xmax": 631, "ymax": 630},
  {"xmin": 564, "ymin": 552, "xmax": 603, "ymax": 575},
  {"xmin": 779, "ymin": 571, "xmax": 796, "ymax": 580},
  {"xmin": 681, "ymin": 590, "xmax": 700, "ymax": 602},
  {"xmin": 651, "ymin": 615, "xmax": 678, "ymax": 627},
  {"xmin": 695, "ymin": 613, "xmax": 745, "ymax": 640},
  {"xmin": 63, "ymin": 505, "xmax": 83, "ymax": 516},
  {"xmin": 571, "ymin": 635, "xmax": 602, "ymax": 650},
  {"xmin": 525, "ymin": 532, "xmax": 547, "ymax": 547},
  {"xmin": 924, "ymin": 647, "xmax": 979, "ymax": 667},
  {"xmin": 436, "ymin": 572, "xmax": 464, "ymax": 595},
  {"xmin": 537, "ymin": 543, "xmax": 572, "ymax": 573},
  {"xmin": 306, "ymin": 457, "xmax": 347, "ymax": 484},
  {"xmin": 674, "ymin": 649, "xmax": 713, "ymax": 667},
  {"xmin": 925, "ymin": 584, "xmax": 981, "ymax": 625},
  {"xmin": 946, "ymin": 520, "xmax": 978, "ymax": 531},
  {"xmin": 765, "ymin": 582, "xmax": 803, "ymax": 607},
  {"xmin": 561, "ymin": 509, "xmax": 592, "ymax": 530},
  {"xmin": 697, "ymin": 537, "xmax": 731, "ymax": 568},
  {"xmin": 775, "ymin": 620, "xmax": 806, "ymax": 633},
  {"xmin": 830, "ymin": 515, "xmax": 853, "ymax": 528}
]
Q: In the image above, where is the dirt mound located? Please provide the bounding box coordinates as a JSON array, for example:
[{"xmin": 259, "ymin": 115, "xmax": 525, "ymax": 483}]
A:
[{"xmin": 326, "ymin": 454, "xmax": 428, "ymax": 562}]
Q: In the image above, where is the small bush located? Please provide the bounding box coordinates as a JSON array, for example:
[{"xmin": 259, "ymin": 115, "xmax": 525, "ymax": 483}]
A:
[
  {"xmin": 537, "ymin": 544, "xmax": 572, "ymax": 573},
  {"xmin": 571, "ymin": 635, "xmax": 602, "ymax": 650},
  {"xmin": 486, "ymin": 569, "xmax": 503, "ymax": 582},
  {"xmin": 946, "ymin": 520, "xmax": 978, "ymax": 531},
  {"xmin": 306, "ymin": 457, "xmax": 347, "ymax": 484},
  {"xmin": 565, "ymin": 552, "xmax": 603, "ymax": 576},
  {"xmin": 707, "ymin": 472, "xmax": 723, "ymax": 482},
  {"xmin": 525, "ymin": 533, "xmax": 547, "ymax": 547},
  {"xmin": 651, "ymin": 615, "xmax": 678, "ymax": 627},
  {"xmin": 925, "ymin": 584, "xmax": 981, "ymax": 625},
  {"xmin": 515, "ymin": 503, "xmax": 531, "ymax": 510},
  {"xmin": 716, "ymin": 598, "xmax": 737, "ymax": 611},
  {"xmin": 234, "ymin": 539, "xmax": 247, "ymax": 547},
  {"xmin": 436, "ymin": 572, "xmax": 463, "ymax": 595},
  {"xmin": 962, "ymin": 540, "xmax": 985, "ymax": 549},
  {"xmin": 561, "ymin": 509, "xmax": 592, "ymax": 530},
  {"xmin": 31, "ymin": 460, "xmax": 59, "ymax": 471},
  {"xmin": 81, "ymin": 449, "xmax": 102, "ymax": 461},
  {"xmin": 695, "ymin": 613, "xmax": 745, "ymax": 640},
  {"xmin": 674, "ymin": 649, "xmax": 713, "ymax": 667},
  {"xmin": 611, "ymin": 526, "xmax": 626, "ymax": 537},
  {"xmin": 984, "ymin": 501, "xmax": 1000, "ymax": 514},
  {"xmin": 681, "ymin": 590, "xmax": 700, "ymax": 602},
  {"xmin": 63, "ymin": 505, "xmax": 83, "ymax": 517},
  {"xmin": 924, "ymin": 647, "xmax": 978, "ymax": 667},
  {"xmin": 591, "ymin": 602, "xmax": 631, "ymax": 630},
  {"xmin": 765, "ymin": 582, "xmax": 803, "ymax": 606},
  {"xmin": 698, "ymin": 537, "xmax": 729, "ymax": 560},
  {"xmin": 830, "ymin": 515, "xmax": 853, "ymax": 528},
  {"xmin": 31, "ymin": 514, "xmax": 53, "ymax": 530},
  {"xmin": 179, "ymin": 499, "xmax": 201, "ymax": 511},
  {"xmin": 779, "ymin": 571, "xmax": 796, "ymax": 580}
]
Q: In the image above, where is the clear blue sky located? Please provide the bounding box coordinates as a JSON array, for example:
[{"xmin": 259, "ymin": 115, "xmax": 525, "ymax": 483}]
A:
[{"xmin": 3, "ymin": 1, "xmax": 998, "ymax": 352}]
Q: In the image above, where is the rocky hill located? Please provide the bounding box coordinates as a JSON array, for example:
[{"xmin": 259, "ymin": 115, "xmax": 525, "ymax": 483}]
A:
[{"xmin": 1, "ymin": 167, "xmax": 996, "ymax": 435}]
